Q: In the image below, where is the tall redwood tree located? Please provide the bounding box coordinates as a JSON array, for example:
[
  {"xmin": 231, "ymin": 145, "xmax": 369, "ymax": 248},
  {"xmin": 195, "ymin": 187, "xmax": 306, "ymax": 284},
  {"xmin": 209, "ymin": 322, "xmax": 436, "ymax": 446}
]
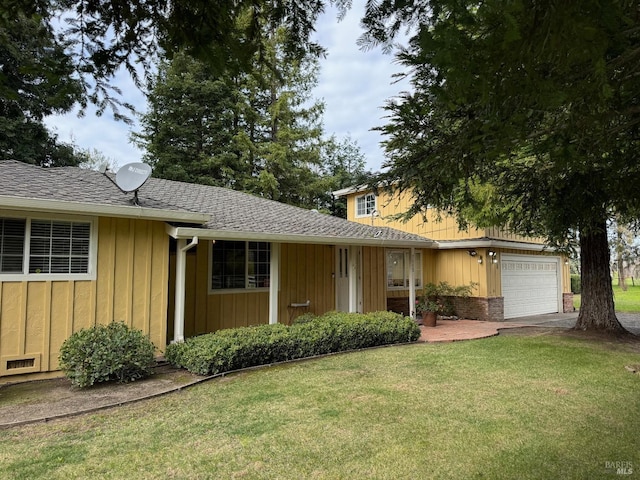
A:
[{"xmin": 362, "ymin": 0, "xmax": 640, "ymax": 332}]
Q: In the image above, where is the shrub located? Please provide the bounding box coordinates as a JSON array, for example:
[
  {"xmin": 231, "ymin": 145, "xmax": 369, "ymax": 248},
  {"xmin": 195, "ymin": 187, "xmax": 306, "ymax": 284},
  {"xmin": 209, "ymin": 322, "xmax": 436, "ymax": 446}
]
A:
[
  {"xmin": 166, "ymin": 311, "xmax": 421, "ymax": 376},
  {"xmin": 417, "ymin": 281, "xmax": 477, "ymax": 316},
  {"xmin": 59, "ymin": 322, "xmax": 156, "ymax": 388},
  {"xmin": 571, "ymin": 274, "xmax": 582, "ymax": 294}
]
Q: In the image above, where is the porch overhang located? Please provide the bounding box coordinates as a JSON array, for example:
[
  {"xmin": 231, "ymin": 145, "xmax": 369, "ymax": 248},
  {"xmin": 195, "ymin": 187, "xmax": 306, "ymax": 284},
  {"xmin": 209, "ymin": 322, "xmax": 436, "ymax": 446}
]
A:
[{"xmin": 165, "ymin": 225, "xmax": 434, "ymax": 249}]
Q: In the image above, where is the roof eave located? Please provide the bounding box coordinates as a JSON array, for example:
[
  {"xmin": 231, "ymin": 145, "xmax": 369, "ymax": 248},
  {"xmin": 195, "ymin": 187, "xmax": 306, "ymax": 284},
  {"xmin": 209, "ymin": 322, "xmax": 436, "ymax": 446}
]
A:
[
  {"xmin": 0, "ymin": 195, "xmax": 210, "ymax": 223},
  {"xmin": 436, "ymin": 238, "xmax": 552, "ymax": 252},
  {"xmin": 166, "ymin": 225, "xmax": 434, "ymax": 248}
]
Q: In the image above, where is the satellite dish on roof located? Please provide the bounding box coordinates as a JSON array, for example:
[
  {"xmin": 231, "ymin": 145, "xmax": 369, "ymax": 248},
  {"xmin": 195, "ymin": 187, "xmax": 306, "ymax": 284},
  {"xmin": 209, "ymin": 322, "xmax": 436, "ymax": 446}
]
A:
[{"xmin": 115, "ymin": 162, "xmax": 152, "ymax": 193}]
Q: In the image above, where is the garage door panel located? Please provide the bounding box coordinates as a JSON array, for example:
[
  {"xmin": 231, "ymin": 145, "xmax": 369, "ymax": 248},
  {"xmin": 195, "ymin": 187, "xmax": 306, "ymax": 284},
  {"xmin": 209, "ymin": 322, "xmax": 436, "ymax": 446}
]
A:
[{"xmin": 502, "ymin": 256, "xmax": 560, "ymax": 318}]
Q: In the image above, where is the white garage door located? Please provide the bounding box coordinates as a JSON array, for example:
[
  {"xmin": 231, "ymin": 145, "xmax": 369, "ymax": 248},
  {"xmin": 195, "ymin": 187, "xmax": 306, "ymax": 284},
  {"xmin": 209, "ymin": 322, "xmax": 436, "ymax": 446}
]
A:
[{"xmin": 501, "ymin": 255, "xmax": 560, "ymax": 319}]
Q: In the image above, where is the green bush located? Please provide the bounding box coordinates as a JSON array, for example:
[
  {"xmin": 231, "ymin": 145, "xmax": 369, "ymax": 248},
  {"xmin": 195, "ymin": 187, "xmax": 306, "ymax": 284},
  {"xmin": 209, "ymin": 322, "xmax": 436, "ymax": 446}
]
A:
[
  {"xmin": 59, "ymin": 322, "xmax": 156, "ymax": 388},
  {"xmin": 166, "ymin": 311, "xmax": 420, "ymax": 376},
  {"xmin": 571, "ymin": 274, "xmax": 582, "ymax": 294}
]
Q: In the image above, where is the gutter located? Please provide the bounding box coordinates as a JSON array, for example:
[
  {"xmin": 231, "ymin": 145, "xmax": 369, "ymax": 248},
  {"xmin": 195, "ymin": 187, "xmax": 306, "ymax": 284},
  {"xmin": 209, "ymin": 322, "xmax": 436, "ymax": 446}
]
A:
[
  {"xmin": 436, "ymin": 238, "xmax": 551, "ymax": 252},
  {"xmin": 165, "ymin": 225, "xmax": 434, "ymax": 249}
]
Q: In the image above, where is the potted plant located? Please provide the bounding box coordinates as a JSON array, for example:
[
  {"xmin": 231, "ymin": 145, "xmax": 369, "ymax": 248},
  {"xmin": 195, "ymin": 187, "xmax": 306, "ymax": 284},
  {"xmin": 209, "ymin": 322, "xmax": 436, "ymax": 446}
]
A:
[
  {"xmin": 415, "ymin": 297, "xmax": 440, "ymax": 327},
  {"xmin": 415, "ymin": 282, "xmax": 477, "ymax": 327}
]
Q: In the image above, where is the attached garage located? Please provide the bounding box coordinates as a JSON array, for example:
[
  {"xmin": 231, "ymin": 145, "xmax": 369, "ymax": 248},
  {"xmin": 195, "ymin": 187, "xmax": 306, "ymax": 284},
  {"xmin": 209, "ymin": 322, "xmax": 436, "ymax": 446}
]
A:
[{"xmin": 501, "ymin": 254, "xmax": 562, "ymax": 319}]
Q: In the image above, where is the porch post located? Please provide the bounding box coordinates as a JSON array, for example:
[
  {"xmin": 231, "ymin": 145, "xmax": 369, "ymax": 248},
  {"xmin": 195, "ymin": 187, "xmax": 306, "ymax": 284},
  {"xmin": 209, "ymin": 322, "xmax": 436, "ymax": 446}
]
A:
[
  {"xmin": 409, "ymin": 247, "xmax": 416, "ymax": 319},
  {"xmin": 269, "ymin": 242, "xmax": 280, "ymax": 324},
  {"xmin": 173, "ymin": 237, "xmax": 198, "ymax": 343},
  {"xmin": 348, "ymin": 245, "xmax": 358, "ymax": 312}
]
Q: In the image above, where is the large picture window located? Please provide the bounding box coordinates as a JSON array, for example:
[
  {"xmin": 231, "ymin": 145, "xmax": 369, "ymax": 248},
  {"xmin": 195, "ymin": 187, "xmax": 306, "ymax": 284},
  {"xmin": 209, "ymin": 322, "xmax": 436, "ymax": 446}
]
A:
[
  {"xmin": 387, "ymin": 250, "xmax": 422, "ymax": 289},
  {"xmin": 0, "ymin": 216, "xmax": 92, "ymax": 276},
  {"xmin": 211, "ymin": 240, "xmax": 271, "ymax": 291},
  {"xmin": 356, "ymin": 193, "xmax": 376, "ymax": 217}
]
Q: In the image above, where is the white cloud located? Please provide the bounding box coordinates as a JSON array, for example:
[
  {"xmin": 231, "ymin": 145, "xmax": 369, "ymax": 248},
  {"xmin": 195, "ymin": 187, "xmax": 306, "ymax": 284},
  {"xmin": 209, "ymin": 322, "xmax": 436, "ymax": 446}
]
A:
[{"xmin": 44, "ymin": 0, "xmax": 409, "ymax": 173}]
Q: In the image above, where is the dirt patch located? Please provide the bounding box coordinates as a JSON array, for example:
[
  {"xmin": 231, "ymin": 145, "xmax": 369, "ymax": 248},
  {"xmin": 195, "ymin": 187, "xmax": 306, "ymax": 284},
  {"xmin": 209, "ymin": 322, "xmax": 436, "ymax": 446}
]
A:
[{"xmin": 0, "ymin": 364, "xmax": 205, "ymax": 428}]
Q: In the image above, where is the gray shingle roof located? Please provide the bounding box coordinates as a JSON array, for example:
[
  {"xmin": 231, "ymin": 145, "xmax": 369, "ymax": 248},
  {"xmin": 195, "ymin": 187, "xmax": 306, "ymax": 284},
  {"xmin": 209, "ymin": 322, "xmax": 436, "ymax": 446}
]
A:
[{"xmin": 0, "ymin": 160, "xmax": 431, "ymax": 246}]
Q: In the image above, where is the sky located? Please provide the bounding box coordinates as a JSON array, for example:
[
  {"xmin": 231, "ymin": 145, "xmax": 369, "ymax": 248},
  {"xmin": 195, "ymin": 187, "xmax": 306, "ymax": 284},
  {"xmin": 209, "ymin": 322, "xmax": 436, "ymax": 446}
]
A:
[{"xmin": 44, "ymin": 0, "xmax": 410, "ymax": 173}]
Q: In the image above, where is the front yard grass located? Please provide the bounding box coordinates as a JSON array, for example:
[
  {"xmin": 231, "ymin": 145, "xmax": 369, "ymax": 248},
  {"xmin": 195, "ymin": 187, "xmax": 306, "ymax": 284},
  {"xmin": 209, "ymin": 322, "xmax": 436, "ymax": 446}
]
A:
[
  {"xmin": 574, "ymin": 283, "xmax": 640, "ymax": 313},
  {"xmin": 1, "ymin": 333, "xmax": 639, "ymax": 479}
]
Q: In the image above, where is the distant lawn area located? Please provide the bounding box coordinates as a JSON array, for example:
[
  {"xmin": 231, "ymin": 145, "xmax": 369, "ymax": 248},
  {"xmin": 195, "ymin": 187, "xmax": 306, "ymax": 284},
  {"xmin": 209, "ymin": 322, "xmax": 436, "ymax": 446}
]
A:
[
  {"xmin": 574, "ymin": 283, "xmax": 640, "ymax": 313},
  {"xmin": 1, "ymin": 333, "xmax": 639, "ymax": 479}
]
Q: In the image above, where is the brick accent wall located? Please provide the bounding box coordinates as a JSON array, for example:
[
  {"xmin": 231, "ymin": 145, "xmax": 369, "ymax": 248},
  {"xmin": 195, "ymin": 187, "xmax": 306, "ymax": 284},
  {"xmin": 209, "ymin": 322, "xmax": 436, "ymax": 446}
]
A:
[
  {"xmin": 387, "ymin": 296, "xmax": 505, "ymax": 321},
  {"xmin": 450, "ymin": 296, "xmax": 505, "ymax": 322},
  {"xmin": 563, "ymin": 293, "xmax": 575, "ymax": 313},
  {"xmin": 387, "ymin": 297, "xmax": 411, "ymax": 317}
]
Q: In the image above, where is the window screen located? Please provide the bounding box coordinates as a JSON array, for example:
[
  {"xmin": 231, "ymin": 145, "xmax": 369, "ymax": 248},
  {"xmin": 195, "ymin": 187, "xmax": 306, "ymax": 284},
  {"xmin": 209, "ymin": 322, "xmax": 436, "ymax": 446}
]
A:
[
  {"xmin": 0, "ymin": 218, "xmax": 26, "ymax": 273},
  {"xmin": 29, "ymin": 220, "xmax": 90, "ymax": 274}
]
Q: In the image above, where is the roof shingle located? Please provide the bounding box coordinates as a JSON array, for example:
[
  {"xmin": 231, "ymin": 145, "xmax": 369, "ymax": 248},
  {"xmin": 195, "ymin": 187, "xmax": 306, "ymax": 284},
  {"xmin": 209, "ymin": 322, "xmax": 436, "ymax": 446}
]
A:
[{"xmin": 0, "ymin": 160, "xmax": 431, "ymax": 246}]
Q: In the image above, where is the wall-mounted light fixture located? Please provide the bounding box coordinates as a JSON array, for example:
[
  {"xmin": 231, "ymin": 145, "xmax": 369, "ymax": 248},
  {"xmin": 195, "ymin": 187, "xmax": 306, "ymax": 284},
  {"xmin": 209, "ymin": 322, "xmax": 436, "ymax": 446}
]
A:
[
  {"xmin": 488, "ymin": 250, "xmax": 498, "ymax": 264},
  {"xmin": 477, "ymin": 256, "xmax": 483, "ymax": 264},
  {"xmin": 467, "ymin": 249, "xmax": 477, "ymax": 257}
]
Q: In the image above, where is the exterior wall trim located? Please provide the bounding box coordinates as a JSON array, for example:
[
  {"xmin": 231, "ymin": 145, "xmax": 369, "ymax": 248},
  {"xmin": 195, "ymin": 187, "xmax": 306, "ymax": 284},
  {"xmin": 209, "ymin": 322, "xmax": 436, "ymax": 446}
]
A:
[
  {"xmin": 437, "ymin": 239, "xmax": 551, "ymax": 251},
  {"xmin": 0, "ymin": 195, "xmax": 209, "ymax": 224}
]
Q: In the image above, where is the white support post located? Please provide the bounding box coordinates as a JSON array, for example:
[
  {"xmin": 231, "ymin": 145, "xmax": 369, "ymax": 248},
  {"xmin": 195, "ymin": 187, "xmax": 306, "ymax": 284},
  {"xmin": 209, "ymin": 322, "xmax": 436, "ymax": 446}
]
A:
[
  {"xmin": 348, "ymin": 246, "xmax": 358, "ymax": 312},
  {"xmin": 173, "ymin": 237, "xmax": 198, "ymax": 343},
  {"xmin": 269, "ymin": 243, "xmax": 280, "ymax": 325},
  {"xmin": 409, "ymin": 247, "xmax": 416, "ymax": 319}
]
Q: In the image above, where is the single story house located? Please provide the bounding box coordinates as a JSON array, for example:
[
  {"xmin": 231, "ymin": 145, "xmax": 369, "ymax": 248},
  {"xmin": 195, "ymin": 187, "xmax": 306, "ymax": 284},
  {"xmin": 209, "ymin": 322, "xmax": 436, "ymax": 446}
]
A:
[
  {"xmin": 333, "ymin": 186, "xmax": 573, "ymax": 321},
  {"xmin": 0, "ymin": 160, "xmax": 431, "ymax": 383}
]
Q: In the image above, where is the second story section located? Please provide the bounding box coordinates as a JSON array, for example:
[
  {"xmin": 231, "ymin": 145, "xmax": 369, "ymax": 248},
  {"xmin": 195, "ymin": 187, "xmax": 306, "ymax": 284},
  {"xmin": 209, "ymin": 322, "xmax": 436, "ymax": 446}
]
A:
[{"xmin": 334, "ymin": 186, "xmax": 544, "ymax": 245}]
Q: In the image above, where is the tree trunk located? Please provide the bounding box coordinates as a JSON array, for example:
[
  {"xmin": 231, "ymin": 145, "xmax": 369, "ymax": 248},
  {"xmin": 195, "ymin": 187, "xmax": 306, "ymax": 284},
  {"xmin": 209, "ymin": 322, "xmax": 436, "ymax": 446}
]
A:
[
  {"xmin": 575, "ymin": 222, "xmax": 626, "ymax": 332},
  {"xmin": 616, "ymin": 224, "xmax": 628, "ymax": 291}
]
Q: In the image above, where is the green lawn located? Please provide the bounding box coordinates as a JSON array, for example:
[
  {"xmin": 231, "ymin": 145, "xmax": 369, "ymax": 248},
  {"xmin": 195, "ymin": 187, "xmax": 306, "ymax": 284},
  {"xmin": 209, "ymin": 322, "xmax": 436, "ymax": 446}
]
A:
[
  {"xmin": 574, "ymin": 283, "xmax": 640, "ymax": 312},
  {"xmin": 1, "ymin": 334, "xmax": 639, "ymax": 479}
]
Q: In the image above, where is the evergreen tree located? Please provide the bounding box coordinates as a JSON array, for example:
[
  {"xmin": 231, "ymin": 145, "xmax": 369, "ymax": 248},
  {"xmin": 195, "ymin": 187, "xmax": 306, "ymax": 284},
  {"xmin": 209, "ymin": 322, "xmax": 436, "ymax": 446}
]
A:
[
  {"xmin": 0, "ymin": 7, "xmax": 83, "ymax": 165},
  {"xmin": 362, "ymin": 0, "xmax": 640, "ymax": 331},
  {"xmin": 135, "ymin": 52, "xmax": 245, "ymax": 188},
  {"xmin": 137, "ymin": 26, "xmax": 328, "ymax": 209}
]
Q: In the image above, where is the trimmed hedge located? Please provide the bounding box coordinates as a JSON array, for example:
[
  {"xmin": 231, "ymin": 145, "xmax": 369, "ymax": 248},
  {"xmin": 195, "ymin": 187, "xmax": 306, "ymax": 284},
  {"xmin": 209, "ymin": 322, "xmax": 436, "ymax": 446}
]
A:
[
  {"xmin": 59, "ymin": 322, "xmax": 156, "ymax": 388},
  {"xmin": 165, "ymin": 311, "xmax": 420, "ymax": 376}
]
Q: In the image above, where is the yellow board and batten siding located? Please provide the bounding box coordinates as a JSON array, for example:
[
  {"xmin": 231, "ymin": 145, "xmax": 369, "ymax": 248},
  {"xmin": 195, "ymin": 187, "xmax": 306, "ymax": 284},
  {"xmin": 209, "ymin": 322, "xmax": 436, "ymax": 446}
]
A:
[
  {"xmin": 345, "ymin": 189, "xmax": 570, "ymax": 302},
  {"xmin": 361, "ymin": 247, "xmax": 387, "ymax": 313},
  {"xmin": 168, "ymin": 243, "xmax": 389, "ymax": 338},
  {"xmin": 0, "ymin": 216, "xmax": 169, "ymax": 383},
  {"xmin": 347, "ymin": 190, "xmax": 544, "ymax": 243}
]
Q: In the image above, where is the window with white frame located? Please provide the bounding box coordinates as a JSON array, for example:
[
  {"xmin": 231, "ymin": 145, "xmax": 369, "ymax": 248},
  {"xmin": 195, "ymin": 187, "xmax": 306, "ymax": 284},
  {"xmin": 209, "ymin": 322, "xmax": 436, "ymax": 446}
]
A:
[
  {"xmin": 386, "ymin": 250, "xmax": 422, "ymax": 289},
  {"xmin": 0, "ymin": 217, "xmax": 92, "ymax": 276},
  {"xmin": 211, "ymin": 240, "xmax": 271, "ymax": 291},
  {"xmin": 355, "ymin": 193, "xmax": 376, "ymax": 217}
]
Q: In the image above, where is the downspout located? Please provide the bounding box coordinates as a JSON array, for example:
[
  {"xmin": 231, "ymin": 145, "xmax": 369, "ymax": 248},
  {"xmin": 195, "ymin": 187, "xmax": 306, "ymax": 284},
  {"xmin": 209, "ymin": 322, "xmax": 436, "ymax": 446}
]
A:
[
  {"xmin": 269, "ymin": 243, "xmax": 280, "ymax": 324},
  {"xmin": 173, "ymin": 237, "xmax": 199, "ymax": 343},
  {"xmin": 409, "ymin": 247, "xmax": 416, "ymax": 319}
]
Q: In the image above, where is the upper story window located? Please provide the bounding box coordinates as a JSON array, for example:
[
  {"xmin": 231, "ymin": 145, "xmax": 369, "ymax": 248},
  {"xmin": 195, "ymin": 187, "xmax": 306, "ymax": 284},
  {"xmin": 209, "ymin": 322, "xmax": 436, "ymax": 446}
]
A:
[
  {"xmin": 387, "ymin": 250, "xmax": 422, "ymax": 290},
  {"xmin": 356, "ymin": 193, "xmax": 377, "ymax": 218},
  {"xmin": 0, "ymin": 216, "xmax": 94, "ymax": 279},
  {"xmin": 211, "ymin": 240, "xmax": 270, "ymax": 291}
]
